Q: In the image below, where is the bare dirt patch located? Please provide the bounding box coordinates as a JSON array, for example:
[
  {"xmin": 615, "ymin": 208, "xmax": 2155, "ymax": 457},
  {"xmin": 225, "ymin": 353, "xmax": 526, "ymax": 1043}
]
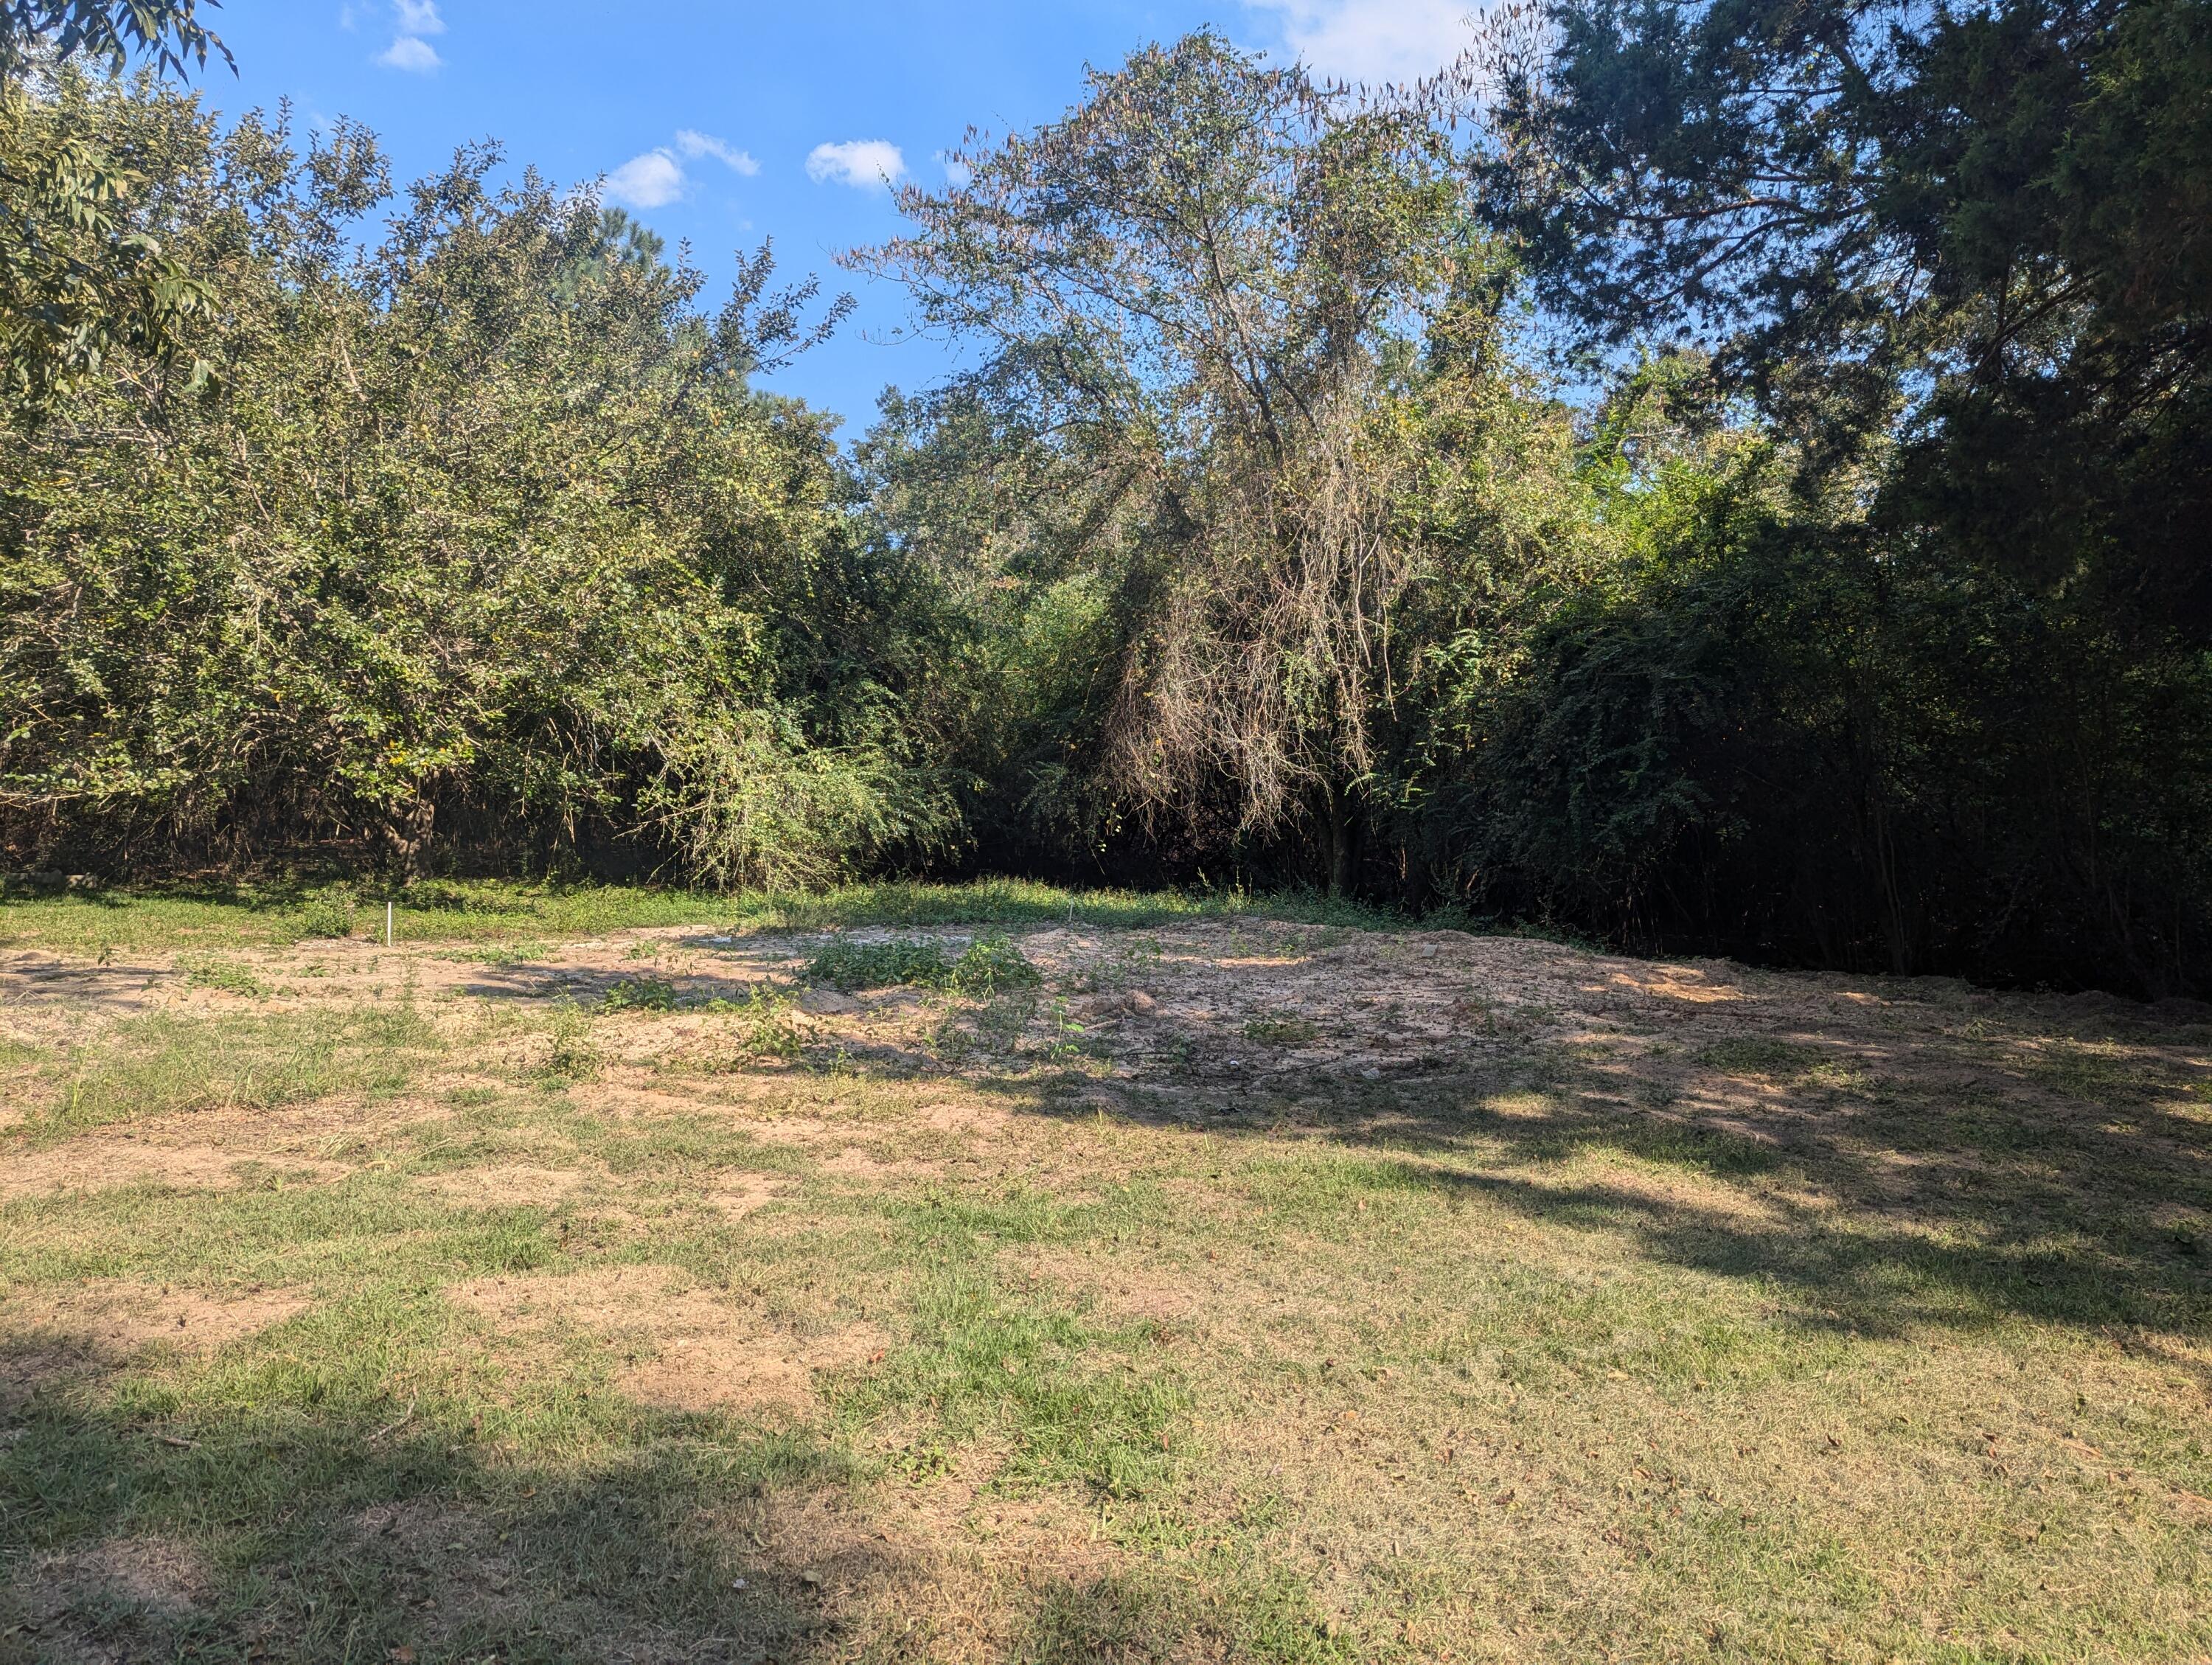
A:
[
  {"xmin": 24, "ymin": 1534, "xmax": 211, "ymax": 1621},
  {"xmin": 1011, "ymin": 1245, "xmax": 1197, "ymax": 1324},
  {"xmin": 0, "ymin": 1139, "xmax": 350, "ymax": 1203},
  {"xmin": 1, "ymin": 1280, "xmax": 308, "ymax": 1411},
  {"xmin": 451, "ymin": 1265, "xmax": 886, "ymax": 1414}
]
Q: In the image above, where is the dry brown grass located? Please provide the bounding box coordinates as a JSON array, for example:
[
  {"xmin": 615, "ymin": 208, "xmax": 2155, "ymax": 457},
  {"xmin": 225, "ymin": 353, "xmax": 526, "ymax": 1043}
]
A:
[{"xmin": 3, "ymin": 901, "xmax": 2208, "ymax": 1663}]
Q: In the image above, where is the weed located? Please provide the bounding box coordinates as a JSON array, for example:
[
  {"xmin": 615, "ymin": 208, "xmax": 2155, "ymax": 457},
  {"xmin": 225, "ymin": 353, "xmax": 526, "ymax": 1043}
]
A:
[
  {"xmin": 599, "ymin": 976, "xmax": 678, "ymax": 1014},
  {"xmin": 179, "ymin": 955, "xmax": 269, "ymax": 998},
  {"xmin": 945, "ymin": 936, "xmax": 1042, "ymax": 998},
  {"xmin": 807, "ymin": 934, "xmax": 1041, "ymax": 998},
  {"xmin": 282, "ymin": 884, "xmax": 361, "ymax": 942},
  {"xmin": 540, "ymin": 999, "xmax": 599, "ymax": 1080},
  {"xmin": 698, "ymin": 984, "xmax": 804, "ymax": 1063},
  {"xmin": 808, "ymin": 936, "xmax": 952, "ymax": 991},
  {"xmin": 1048, "ymin": 997, "xmax": 1090, "ymax": 1061},
  {"xmin": 1243, "ymin": 1017, "xmax": 1320, "ymax": 1046}
]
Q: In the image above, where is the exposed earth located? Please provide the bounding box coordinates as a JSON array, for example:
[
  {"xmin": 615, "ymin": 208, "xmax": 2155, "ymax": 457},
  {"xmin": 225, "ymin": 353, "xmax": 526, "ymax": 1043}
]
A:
[{"xmin": 3, "ymin": 907, "xmax": 2209, "ymax": 1663}]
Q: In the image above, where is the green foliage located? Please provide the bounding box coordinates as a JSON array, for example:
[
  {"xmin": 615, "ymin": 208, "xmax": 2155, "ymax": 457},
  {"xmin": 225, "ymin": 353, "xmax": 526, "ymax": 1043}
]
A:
[
  {"xmin": 178, "ymin": 953, "xmax": 265, "ymax": 997},
  {"xmin": 2, "ymin": 24, "xmax": 2206, "ymax": 998},
  {"xmin": 804, "ymin": 934, "xmax": 1040, "ymax": 996},
  {"xmin": 283, "ymin": 886, "xmax": 360, "ymax": 942},
  {"xmin": 806, "ymin": 937, "xmax": 956, "ymax": 993},
  {"xmin": 599, "ymin": 976, "xmax": 678, "ymax": 1014},
  {"xmin": 942, "ymin": 935, "xmax": 1043, "ymax": 998},
  {"xmin": 0, "ymin": 77, "xmax": 936, "ymax": 885},
  {"xmin": 0, "ymin": 6, "xmax": 229, "ymax": 409},
  {"xmin": 702, "ymin": 981, "xmax": 801, "ymax": 1060},
  {"xmin": 0, "ymin": 1, "xmax": 229, "ymax": 80}
]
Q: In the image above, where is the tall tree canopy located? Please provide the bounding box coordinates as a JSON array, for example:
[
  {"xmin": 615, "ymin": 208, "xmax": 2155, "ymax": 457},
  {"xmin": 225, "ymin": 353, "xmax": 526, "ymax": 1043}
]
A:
[
  {"xmin": 1483, "ymin": 0, "xmax": 2212, "ymax": 625},
  {"xmin": 861, "ymin": 34, "xmax": 1580, "ymax": 889}
]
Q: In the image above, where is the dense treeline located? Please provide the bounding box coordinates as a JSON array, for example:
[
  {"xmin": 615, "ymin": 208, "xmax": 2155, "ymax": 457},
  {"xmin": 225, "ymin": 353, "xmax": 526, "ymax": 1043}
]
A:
[{"xmin": 4, "ymin": 4, "xmax": 2207, "ymax": 995}]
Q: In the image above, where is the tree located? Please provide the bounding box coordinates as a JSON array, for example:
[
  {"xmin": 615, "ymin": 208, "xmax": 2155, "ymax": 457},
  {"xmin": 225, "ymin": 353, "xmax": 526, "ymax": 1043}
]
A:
[
  {"xmin": 0, "ymin": 79, "xmax": 938, "ymax": 883},
  {"xmin": 1481, "ymin": 0, "xmax": 2212, "ymax": 629},
  {"xmin": 0, "ymin": 1, "xmax": 227, "ymax": 79},
  {"xmin": 860, "ymin": 32, "xmax": 1485, "ymax": 890},
  {"xmin": 1, "ymin": 0, "xmax": 229, "ymax": 408}
]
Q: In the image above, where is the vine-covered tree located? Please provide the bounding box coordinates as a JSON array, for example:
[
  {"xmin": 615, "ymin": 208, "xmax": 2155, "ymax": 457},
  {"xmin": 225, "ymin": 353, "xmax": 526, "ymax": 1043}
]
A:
[{"xmin": 862, "ymin": 33, "xmax": 1545, "ymax": 891}]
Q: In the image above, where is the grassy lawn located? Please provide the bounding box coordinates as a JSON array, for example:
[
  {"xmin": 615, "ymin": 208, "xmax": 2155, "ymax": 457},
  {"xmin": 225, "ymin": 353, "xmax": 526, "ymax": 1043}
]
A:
[
  {"xmin": 0, "ymin": 877, "xmax": 1402, "ymax": 960},
  {"xmin": 2, "ymin": 886, "xmax": 2208, "ymax": 1663}
]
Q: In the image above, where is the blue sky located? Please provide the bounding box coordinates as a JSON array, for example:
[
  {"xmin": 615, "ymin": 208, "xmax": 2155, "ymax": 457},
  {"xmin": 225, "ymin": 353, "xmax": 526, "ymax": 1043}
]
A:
[{"xmin": 192, "ymin": 1, "xmax": 1475, "ymax": 433}]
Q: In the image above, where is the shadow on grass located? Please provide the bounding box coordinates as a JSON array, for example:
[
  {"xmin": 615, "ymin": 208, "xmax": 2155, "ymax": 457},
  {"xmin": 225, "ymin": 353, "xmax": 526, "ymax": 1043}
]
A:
[
  {"xmin": 0, "ymin": 1336, "xmax": 871, "ymax": 1665},
  {"xmin": 983, "ymin": 1015, "xmax": 2212, "ymax": 1353}
]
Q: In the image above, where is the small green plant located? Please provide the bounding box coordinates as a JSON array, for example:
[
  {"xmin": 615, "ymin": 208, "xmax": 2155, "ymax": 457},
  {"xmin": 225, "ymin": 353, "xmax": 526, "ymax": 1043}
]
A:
[
  {"xmin": 284, "ymin": 885, "xmax": 360, "ymax": 942},
  {"xmin": 944, "ymin": 936, "xmax": 1041, "ymax": 998},
  {"xmin": 180, "ymin": 956, "xmax": 269, "ymax": 998},
  {"xmin": 599, "ymin": 976, "xmax": 678, "ymax": 1014},
  {"xmin": 703, "ymin": 984, "xmax": 802, "ymax": 1061},
  {"xmin": 542, "ymin": 998, "xmax": 600, "ymax": 1080},
  {"xmin": 807, "ymin": 936, "xmax": 953, "ymax": 990},
  {"xmin": 806, "ymin": 934, "xmax": 1042, "ymax": 997},
  {"xmin": 1243, "ymin": 1016, "xmax": 1319, "ymax": 1046},
  {"xmin": 1048, "ymin": 996, "xmax": 1088, "ymax": 1061}
]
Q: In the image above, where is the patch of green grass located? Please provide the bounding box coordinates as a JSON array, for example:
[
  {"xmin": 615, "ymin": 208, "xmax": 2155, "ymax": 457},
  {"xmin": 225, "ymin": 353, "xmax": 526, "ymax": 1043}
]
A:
[
  {"xmin": 12, "ymin": 911, "xmax": 2212, "ymax": 1664},
  {"xmin": 0, "ymin": 877, "xmax": 1421, "ymax": 961},
  {"xmin": 178, "ymin": 954, "xmax": 270, "ymax": 998},
  {"xmin": 28, "ymin": 1007, "xmax": 446, "ymax": 1139},
  {"xmin": 1694, "ymin": 1037, "xmax": 1832, "ymax": 1078},
  {"xmin": 1244, "ymin": 1017, "xmax": 1321, "ymax": 1047}
]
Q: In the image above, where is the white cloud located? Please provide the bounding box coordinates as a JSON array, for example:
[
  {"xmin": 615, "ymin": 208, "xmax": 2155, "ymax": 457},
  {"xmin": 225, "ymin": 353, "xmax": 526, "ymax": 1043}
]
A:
[
  {"xmin": 936, "ymin": 150, "xmax": 973, "ymax": 188},
  {"xmin": 1245, "ymin": 0, "xmax": 1474, "ymax": 87},
  {"xmin": 605, "ymin": 149, "xmax": 686, "ymax": 209},
  {"xmin": 378, "ymin": 32, "xmax": 442, "ymax": 71},
  {"xmin": 805, "ymin": 139, "xmax": 905, "ymax": 190},
  {"xmin": 394, "ymin": 0, "xmax": 445, "ymax": 33},
  {"xmin": 675, "ymin": 130, "xmax": 759, "ymax": 175}
]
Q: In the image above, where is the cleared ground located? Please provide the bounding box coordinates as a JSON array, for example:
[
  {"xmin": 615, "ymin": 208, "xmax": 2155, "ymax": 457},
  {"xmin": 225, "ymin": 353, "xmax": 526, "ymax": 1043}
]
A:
[{"xmin": 2, "ymin": 883, "xmax": 2208, "ymax": 1664}]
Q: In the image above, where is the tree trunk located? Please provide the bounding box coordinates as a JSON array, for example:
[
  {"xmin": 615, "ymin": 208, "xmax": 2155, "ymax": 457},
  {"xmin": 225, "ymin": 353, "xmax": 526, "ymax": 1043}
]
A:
[{"xmin": 1324, "ymin": 780, "xmax": 1354, "ymax": 897}]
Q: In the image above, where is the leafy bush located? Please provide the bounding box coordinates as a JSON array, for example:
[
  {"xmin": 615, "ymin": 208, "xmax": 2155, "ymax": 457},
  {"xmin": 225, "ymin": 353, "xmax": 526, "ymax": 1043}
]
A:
[
  {"xmin": 807, "ymin": 937, "xmax": 956, "ymax": 991},
  {"xmin": 942, "ymin": 936, "xmax": 1043, "ymax": 998}
]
